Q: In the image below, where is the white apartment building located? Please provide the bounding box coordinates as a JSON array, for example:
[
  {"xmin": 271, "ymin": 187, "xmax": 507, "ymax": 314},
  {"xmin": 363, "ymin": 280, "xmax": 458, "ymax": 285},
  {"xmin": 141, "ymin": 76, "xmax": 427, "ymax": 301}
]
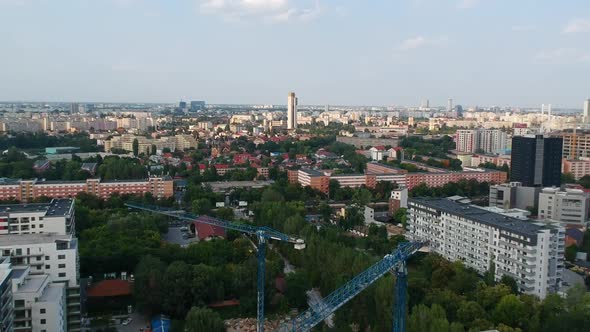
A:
[
  {"xmin": 407, "ymin": 196, "xmax": 565, "ymax": 299},
  {"xmin": 0, "ymin": 199, "xmax": 74, "ymax": 236},
  {"xmin": 104, "ymin": 134, "xmax": 197, "ymax": 154},
  {"xmin": 11, "ymin": 266, "xmax": 66, "ymax": 332},
  {"xmin": 455, "ymin": 129, "xmax": 507, "ymax": 154},
  {"xmin": 0, "ymin": 235, "xmax": 80, "ymax": 331},
  {"xmin": 538, "ymin": 187, "xmax": 589, "ymax": 227},
  {"xmin": 1, "ymin": 257, "xmax": 14, "ymax": 332}
]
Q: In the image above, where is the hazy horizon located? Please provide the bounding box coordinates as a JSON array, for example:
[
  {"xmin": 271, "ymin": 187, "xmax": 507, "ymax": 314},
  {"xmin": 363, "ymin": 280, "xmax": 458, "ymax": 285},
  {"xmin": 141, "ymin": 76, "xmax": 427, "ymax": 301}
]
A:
[{"xmin": 1, "ymin": 0, "xmax": 589, "ymax": 108}]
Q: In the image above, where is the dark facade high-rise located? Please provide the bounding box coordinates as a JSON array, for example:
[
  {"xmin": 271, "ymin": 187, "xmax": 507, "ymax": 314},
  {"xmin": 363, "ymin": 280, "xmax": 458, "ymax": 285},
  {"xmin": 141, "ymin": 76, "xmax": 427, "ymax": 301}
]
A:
[
  {"xmin": 190, "ymin": 100, "xmax": 205, "ymax": 112},
  {"xmin": 510, "ymin": 135, "xmax": 562, "ymax": 187}
]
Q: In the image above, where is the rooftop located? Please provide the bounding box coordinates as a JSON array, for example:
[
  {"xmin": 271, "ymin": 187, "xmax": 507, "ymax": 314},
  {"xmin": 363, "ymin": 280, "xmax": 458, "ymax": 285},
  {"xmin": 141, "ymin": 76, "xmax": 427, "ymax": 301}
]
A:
[
  {"xmin": 409, "ymin": 197, "xmax": 557, "ymax": 239},
  {"xmin": 0, "ymin": 233, "xmax": 73, "ymax": 246},
  {"xmin": 299, "ymin": 168, "xmax": 324, "ymax": 177},
  {"xmin": 87, "ymin": 279, "xmax": 132, "ymax": 298},
  {"xmin": 14, "ymin": 274, "xmax": 48, "ymax": 293},
  {"xmin": 39, "ymin": 283, "xmax": 65, "ymax": 302},
  {"xmin": 0, "ymin": 198, "xmax": 73, "ymax": 217}
]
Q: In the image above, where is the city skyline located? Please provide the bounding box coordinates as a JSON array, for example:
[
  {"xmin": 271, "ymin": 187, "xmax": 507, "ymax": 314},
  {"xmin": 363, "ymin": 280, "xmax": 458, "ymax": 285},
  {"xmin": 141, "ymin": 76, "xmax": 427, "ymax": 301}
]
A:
[{"xmin": 1, "ymin": 1, "xmax": 590, "ymax": 107}]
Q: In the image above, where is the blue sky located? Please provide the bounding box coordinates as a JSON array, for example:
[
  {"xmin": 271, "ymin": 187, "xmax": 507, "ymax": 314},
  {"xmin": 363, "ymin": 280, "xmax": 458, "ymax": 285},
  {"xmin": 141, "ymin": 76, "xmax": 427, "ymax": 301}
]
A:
[{"xmin": 1, "ymin": 0, "xmax": 589, "ymax": 107}]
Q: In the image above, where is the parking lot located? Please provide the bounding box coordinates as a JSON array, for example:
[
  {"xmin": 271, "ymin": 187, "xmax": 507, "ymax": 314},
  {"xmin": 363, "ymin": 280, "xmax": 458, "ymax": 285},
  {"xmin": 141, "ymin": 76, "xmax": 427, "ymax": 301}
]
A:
[{"xmin": 163, "ymin": 226, "xmax": 199, "ymax": 247}]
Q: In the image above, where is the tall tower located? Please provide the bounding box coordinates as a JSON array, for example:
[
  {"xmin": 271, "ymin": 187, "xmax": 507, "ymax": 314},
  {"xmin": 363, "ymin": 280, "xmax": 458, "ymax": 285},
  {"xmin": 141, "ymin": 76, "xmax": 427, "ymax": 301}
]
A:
[
  {"xmin": 447, "ymin": 98, "xmax": 453, "ymax": 112},
  {"xmin": 287, "ymin": 92, "xmax": 298, "ymax": 130},
  {"xmin": 541, "ymin": 104, "xmax": 551, "ymax": 133},
  {"xmin": 584, "ymin": 99, "xmax": 590, "ymax": 124}
]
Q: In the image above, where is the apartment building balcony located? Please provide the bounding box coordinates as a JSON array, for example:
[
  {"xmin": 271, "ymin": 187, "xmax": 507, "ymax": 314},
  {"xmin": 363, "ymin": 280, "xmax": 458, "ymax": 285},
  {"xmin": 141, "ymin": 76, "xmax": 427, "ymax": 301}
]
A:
[
  {"xmin": 516, "ymin": 268, "xmax": 535, "ymax": 277},
  {"xmin": 498, "ymin": 240, "xmax": 536, "ymax": 254}
]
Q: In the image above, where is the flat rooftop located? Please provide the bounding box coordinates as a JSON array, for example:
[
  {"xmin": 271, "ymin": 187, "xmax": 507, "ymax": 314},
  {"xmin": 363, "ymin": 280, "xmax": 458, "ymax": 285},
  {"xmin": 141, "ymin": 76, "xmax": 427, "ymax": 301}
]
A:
[
  {"xmin": 14, "ymin": 274, "xmax": 48, "ymax": 293},
  {"xmin": 0, "ymin": 198, "xmax": 73, "ymax": 217},
  {"xmin": 39, "ymin": 283, "xmax": 65, "ymax": 302},
  {"xmin": 409, "ymin": 197, "xmax": 556, "ymax": 239},
  {"xmin": 299, "ymin": 168, "xmax": 324, "ymax": 177},
  {"xmin": 205, "ymin": 180, "xmax": 275, "ymax": 192},
  {"xmin": 0, "ymin": 233, "xmax": 73, "ymax": 246}
]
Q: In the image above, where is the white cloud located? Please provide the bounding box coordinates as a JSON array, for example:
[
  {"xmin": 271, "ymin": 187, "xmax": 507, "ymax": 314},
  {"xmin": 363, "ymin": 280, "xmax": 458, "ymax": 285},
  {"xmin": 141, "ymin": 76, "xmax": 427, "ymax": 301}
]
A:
[
  {"xmin": 563, "ymin": 19, "xmax": 590, "ymax": 33},
  {"xmin": 533, "ymin": 48, "xmax": 590, "ymax": 64},
  {"xmin": 397, "ymin": 35, "xmax": 448, "ymax": 51},
  {"xmin": 197, "ymin": 0, "xmax": 322, "ymax": 22}
]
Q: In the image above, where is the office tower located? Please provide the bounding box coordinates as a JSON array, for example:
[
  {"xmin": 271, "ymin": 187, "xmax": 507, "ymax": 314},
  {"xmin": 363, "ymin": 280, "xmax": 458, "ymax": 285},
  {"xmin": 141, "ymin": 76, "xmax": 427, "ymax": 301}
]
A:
[
  {"xmin": 70, "ymin": 103, "xmax": 80, "ymax": 113},
  {"xmin": 455, "ymin": 105, "xmax": 463, "ymax": 118},
  {"xmin": 190, "ymin": 101, "xmax": 205, "ymax": 112},
  {"xmin": 407, "ymin": 196, "xmax": 564, "ymax": 299},
  {"xmin": 179, "ymin": 101, "xmax": 187, "ymax": 109},
  {"xmin": 511, "ymin": 135, "xmax": 563, "ymax": 187},
  {"xmin": 584, "ymin": 99, "xmax": 590, "ymax": 124},
  {"xmin": 287, "ymin": 92, "xmax": 298, "ymax": 130},
  {"xmin": 447, "ymin": 98, "xmax": 453, "ymax": 112}
]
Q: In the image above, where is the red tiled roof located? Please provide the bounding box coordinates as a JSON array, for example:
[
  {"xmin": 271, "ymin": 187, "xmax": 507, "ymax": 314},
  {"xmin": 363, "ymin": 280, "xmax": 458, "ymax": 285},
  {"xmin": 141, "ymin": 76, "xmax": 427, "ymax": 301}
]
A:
[
  {"xmin": 193, "ymin": 217, "xmax": 226, "ymax": 241},
  {"xmin": 87, "ymin": 279, "xmax": 132, "ymax": 298},
  {"xmin": 208, "ymin": 299, "xmax": 240, "ymax": 308}
]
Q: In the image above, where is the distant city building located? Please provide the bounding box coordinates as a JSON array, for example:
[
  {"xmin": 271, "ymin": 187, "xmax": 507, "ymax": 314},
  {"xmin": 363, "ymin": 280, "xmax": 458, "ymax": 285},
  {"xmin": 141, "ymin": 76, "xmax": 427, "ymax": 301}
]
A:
[
  {"xmin": 538, "ymin": 187, "xmax": 589, "ymax": 227},
  {"xmin": 407, "ymin": 196, "xmax": 565, "ymax": 299},
  {"xmin": 104, "ymin": 134, "xmax": 197, "ymax": 154},
  {"xmin": 0, "ymin": 177, "xmax": 173, "ymax": 202},
  {"xmin": 553, "ymin": 131, "xmax": 590, "ymax": 159},
  {"xmin": 562, "ymin": 158, "xmax": 590, "ymax": 180},
  {"xmin": 287, "ymin": 92, "xmax": 297, "ymax": 130},
  {"xmin": 455, "ymin": 129, "xmax": 507, "ymax": 154},
  {"xmin": 447, "ymin": 98, "xmax": 453, "ymax": 112},
  {"xmin": 190, "ymin": 101, "xmax": 206, "ymax": 112},
  {"xmin": 455, "ymin": 105, "xmax": 463, "ymax": 118},
  {"xmin": 179, "ymin": 101, "xmax": 187, "ymax": 109},
  {"xmin": 583, "ymin": 99, "xmax": 589, "ymax": 124},
  {"xmin": 510, "ymin": 135, "xmax": 562, "ymax": 187}
]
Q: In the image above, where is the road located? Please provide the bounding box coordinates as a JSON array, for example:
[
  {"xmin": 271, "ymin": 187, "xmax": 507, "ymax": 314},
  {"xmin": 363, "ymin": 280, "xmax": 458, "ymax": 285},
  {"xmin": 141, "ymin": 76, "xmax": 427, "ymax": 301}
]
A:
[{"xmin": 163, "ymin": 226, "xmax": 199, "ymax": 247}]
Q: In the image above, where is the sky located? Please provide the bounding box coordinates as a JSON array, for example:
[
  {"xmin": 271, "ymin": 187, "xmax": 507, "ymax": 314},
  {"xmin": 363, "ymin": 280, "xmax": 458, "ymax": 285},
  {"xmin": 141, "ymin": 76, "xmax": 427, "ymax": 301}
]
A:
[{"xmin": 1, "ymin": 0, "xmax": 590, "ymax": 108}]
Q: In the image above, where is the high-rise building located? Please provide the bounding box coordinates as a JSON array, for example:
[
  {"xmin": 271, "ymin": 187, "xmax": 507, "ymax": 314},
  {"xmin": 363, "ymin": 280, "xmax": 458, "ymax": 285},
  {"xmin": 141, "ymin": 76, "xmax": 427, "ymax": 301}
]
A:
[
  {"xmin": 447, "ymin": 98, "xmax": 453, "ymax": 112},
  {"xmin": 584, "ymin": 99, "xmax": 590, "ymax": 124},
  {"xmin": 179, "ymin": 101, "xmax": 187, "ymax": 109},
  {"xmin": 407, "ymin": 196, "xmax": 565, "ymax": 299},
  {"xmin": 190, "ymin": 101, "xmax": 205, "ymax": 112},
  {"xmin": 456, "ymin": 129, "xmax": 507, "ymax": 154},
  {"xmin": 455, "ymin": 105, "xmax": 463, "ymax": 117},
  {"xmin": 510, "ymin": 135, "xmax": 562, "ymax": 187},
  {"xmin": 287, "ymin": 92, "xmax": 298, "ymax": 130}
]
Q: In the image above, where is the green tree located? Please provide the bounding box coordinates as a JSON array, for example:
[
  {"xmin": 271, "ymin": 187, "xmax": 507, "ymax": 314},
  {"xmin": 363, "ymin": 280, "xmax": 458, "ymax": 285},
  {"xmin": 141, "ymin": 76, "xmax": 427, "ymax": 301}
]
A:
[
  {"xmin": 162, "ymin": 261, "xmax": 193, "ymax": 317},
  {"xmin": 500, "ymin": 275, "xmax": 519, "ymax": 294},
  {"xmin": 132, "ymin": 138, "xmax": 139, "ymax": 156},
  {"xmin": 134, "ymin": 256, "xmax": 166, "ymax": 315},
  {"xmin": 492, "ymin": 294, "xmax": 525, "ymax": 328},
  {"xmin": 565, "ymin": 244, "xmax": 578, "ymax": 262},
  {"xmin": 184, "ymin": 307, "xmax": 224, "ymax": 332},
  {"xmin": 457, "ymin": 300, "xmax": 486, "ymax": 327},
  {"xmin": 192, "ymin": 198, "xmax": 212, "ymax": 215},
  {"xmin": 578, "ymin": 174, "xmax": 590, "ymax": 188}
]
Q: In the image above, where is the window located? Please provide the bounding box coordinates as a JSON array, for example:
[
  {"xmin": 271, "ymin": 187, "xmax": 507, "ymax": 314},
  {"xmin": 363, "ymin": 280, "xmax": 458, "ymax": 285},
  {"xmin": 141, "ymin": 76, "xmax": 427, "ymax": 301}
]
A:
[
  {"xmin": 58, "ymin": 255, "xmax": 65, "ymax": 259},
  {"xmin": 45, "ymin": 256, "xmax": 49, "ymax": 260},
  {"xmin": 40, "ymin": 308, "xmax": 46, "ymax": 314},
  {"xmin": 45, "ymin": 265, "xmax": 50, "ymax": 269},
  {"xmin": 58, "ymin": 272, "xmax": 66, "ymax": 277},
  {"xmin": 58, "ymin": 264, "xmax": 65, "ymax": 268},
  {"xmin": 40, "ymin": 319, "xmax": 46, "ymax": 324}
]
